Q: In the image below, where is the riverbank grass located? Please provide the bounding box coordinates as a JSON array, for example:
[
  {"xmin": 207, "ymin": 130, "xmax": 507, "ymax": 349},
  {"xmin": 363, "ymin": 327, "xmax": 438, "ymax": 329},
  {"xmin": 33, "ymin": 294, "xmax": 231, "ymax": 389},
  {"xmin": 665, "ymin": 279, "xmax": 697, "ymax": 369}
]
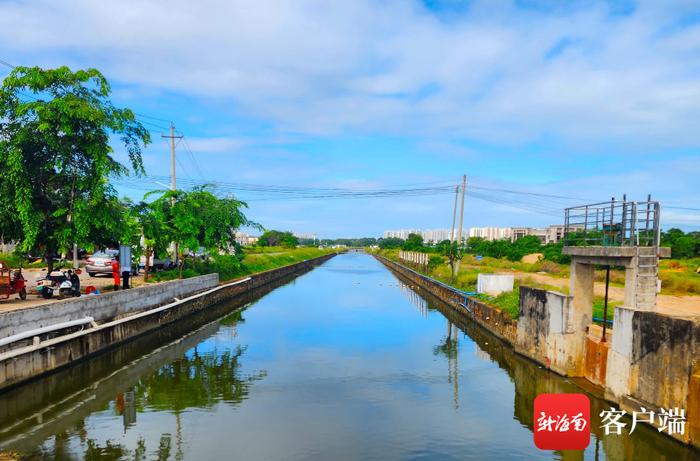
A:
[{"xmin": 150, "ymin": 247, "xmax": 337, "ymax": 283}]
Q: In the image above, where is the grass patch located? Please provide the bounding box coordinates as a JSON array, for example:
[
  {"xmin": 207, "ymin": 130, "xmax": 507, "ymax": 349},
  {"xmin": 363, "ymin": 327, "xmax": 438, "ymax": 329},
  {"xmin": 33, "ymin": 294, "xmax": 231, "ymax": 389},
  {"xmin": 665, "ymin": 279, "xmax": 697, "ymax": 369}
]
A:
[
  {"xmin": 489, "ymin": 288, "xmax": 520, "ymax": 319},
  {"xmin": 592, "ymin": 297, "xmax": 620, "ymax": 324},
  {"xmin": 149, "ymin": 247, "xmax": 337, "ymax": 283}
]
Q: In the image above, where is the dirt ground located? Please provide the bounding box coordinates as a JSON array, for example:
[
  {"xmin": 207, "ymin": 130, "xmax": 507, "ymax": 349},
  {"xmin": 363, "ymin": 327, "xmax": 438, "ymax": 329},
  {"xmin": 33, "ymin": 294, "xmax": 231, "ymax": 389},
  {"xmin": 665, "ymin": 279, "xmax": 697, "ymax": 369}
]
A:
[
  {"xmin": 0, "ymin": 268, "xmax": 146, "ymax": 313},
  {"xmin": 512, "ymin": 271, "xmax": 700, "ymax": 318}
]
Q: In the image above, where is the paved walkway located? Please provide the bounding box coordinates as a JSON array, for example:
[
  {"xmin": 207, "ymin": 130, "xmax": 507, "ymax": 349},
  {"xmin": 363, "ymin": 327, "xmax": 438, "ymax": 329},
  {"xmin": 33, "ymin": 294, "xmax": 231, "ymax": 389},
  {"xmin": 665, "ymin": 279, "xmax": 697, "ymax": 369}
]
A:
[{"xmin": 0, "ymin": 269, "xmax": 146, "ymax": 313}]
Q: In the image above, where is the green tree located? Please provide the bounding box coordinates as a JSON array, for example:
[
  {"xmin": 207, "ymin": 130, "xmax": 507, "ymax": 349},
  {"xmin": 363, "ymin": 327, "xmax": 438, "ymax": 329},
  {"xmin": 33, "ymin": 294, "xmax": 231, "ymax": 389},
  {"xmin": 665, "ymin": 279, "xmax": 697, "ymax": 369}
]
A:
[
  {"xmin": 257, "ymin": 230, "xmax": 298, "ymax": 248},
  {"xmin": 509, "ymin": 235, "xmax": 542, "ymax": 261},
  {"xmin": 378, "ymin": 237, "xmax": 405, "ymax": 249},
  {"xmin": 542, "ymin": 241, "xmax": 570, "ymax": 264},
  {"xmin": 661, "ymin": 228, "xmax": 699, "ymax": 259},
  {"xmin": 402, "ymin": 233, "xmax": 424, "ymax": 251},
  {"xmin": 0, "ymin": 66, "xmax": 149, "ymax": 270},
  {"xmin": 435, "ymin": 239, "xmax": 453, "ymax": 255},
  {"xmin": 130, "ymin": 200, "xmax": 169, "ymax": 282},
  {"xmin": 149, "ymin": 187, "xmax": 256, "ymax": 278}
]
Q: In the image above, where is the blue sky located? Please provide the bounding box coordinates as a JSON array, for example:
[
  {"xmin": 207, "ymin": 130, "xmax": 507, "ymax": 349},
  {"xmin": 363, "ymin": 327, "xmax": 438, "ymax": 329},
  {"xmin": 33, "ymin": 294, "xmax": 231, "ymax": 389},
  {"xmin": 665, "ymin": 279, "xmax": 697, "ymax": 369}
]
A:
[{"xmin": 1, "ymin": 0, "xmax": 699, "ymax": 237}]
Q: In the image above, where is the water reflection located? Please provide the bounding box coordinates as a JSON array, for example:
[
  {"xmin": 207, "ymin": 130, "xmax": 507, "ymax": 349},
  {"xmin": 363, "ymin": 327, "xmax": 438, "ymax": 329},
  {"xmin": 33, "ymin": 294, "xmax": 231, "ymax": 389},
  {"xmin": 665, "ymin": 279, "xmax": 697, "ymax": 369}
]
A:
[
  {"xmin": 433, "ymin": 319, "xmax": 460, "ymax": 410},
  {"xmin": 0, "ymin": 253, "xmax": 697, "ymax": 460},
  {"xmin": 411, "ymin": 280, "xmax": 698, "ymax": 461}
]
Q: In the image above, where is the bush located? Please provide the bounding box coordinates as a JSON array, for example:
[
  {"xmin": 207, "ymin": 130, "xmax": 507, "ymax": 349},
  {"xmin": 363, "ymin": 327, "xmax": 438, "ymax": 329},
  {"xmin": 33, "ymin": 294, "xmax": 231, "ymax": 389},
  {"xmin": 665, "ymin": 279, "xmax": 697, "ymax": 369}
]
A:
[
  {"xmin": 428, "ymin": 255, "xmax": 444, "ymax": 273},
  {"xmin": 489, "ymin": 288, "xmax": 520, "ymax": 319},
  {"xmin": 538, "ymin": 260, "xmax": 562, "ymax": 274}
]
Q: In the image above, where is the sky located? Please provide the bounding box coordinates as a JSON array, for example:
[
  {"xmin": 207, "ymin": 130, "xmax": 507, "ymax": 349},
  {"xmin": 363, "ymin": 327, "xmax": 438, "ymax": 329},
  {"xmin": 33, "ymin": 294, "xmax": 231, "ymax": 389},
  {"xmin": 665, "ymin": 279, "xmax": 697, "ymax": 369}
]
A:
[{"xmin": 1, "ymin": 0, "xmax": 699, "ymax": 237}]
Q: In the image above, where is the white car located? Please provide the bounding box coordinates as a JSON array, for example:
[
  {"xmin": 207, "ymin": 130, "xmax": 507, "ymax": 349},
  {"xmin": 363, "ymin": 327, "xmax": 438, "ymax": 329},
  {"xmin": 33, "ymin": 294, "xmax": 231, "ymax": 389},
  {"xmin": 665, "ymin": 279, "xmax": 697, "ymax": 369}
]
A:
[{"xmin": 85, "ymin": 250, "xmax": 118, "ymax": 276}]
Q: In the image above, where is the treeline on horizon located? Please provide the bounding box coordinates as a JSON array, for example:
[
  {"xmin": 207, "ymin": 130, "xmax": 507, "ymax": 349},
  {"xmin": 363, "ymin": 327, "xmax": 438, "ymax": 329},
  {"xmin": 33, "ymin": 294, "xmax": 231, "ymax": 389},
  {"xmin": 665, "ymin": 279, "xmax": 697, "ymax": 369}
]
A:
[{"xmin": 299, "ymin": 227, "xmax": 700, "ymax": 261}]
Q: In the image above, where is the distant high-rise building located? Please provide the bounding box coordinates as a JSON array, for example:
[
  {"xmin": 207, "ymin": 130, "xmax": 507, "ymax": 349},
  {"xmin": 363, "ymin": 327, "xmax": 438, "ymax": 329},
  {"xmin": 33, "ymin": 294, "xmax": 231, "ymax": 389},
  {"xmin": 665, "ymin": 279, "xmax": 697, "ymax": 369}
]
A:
[
  {"xmin": 421, "ymin": 229, "xmax": 454, "ymax": 243},
  {"xmin": 383, "ymin": 224, "xmax": 579, "ymax": 245},
  {"xmin": 383, "ymin": 229, "xmax": 421, "ymax": 240},
  {"xmin": 468, "ymin": 227, "xmax": 513, "ymax": 241},
  {"xmin": 382, "ymin": 228, "xmax": 463, "ymax": 242}
]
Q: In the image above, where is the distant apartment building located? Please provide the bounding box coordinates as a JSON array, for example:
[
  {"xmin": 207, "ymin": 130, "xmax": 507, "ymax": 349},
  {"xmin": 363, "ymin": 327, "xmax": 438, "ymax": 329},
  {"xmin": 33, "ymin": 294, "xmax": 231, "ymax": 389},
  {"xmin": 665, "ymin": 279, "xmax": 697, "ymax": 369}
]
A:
[
  {"xmin": 383, "ymin": 228, "xmax": 463, "ymax": 243},
  {"xmin": 234, "ymin": 231, "xmax": 259, "ymax": 246},
  {"xmin": 468, "ymin": 227, "xmax": 513, "ymax": 241},
  {"xmin": 510, "ymin": 225, "xmax": 579, "ymax": 244},
  {"xmin": 383, "ymin": 224, "xmax": 577, "ymax": 245},
  {"xmin": 422, "ymin": 229, "xmax": 455, "ymax": 243},
  {"xmin": 383, "ymin": 229, "xmax": 421, "ymax": 240}
]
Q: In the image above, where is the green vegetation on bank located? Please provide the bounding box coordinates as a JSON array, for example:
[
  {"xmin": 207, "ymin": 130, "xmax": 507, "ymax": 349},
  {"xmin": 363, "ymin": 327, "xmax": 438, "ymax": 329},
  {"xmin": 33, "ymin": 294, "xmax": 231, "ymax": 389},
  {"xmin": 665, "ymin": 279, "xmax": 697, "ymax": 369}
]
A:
[
  {"xmin": 376, "ymin": 231, "xmax": 700, "ymax": 296},
  {"xmin": 149, "ymin": 247, "xmax": 338, "ymax": 283},
  {"xmin": 377, "ymin": 248, "xmax": 522, "ymax": 319},
  {"xmin": 661, "ymin": 228, "xmax": 700, "ymax": 259},
  {"xmin": 376, "ymin": 248, "xmax": 665, "ymax": 323},
  {"xmin": 0, "ymin": 65, "xmax": 265, "ymax": 278},
  {"xmin": 257, "ymin": 230, "xmax": 299, "ymax": 248},
  {"xmin": 0, "ymin": 66, "xmax": 150, "ymax": 271}
]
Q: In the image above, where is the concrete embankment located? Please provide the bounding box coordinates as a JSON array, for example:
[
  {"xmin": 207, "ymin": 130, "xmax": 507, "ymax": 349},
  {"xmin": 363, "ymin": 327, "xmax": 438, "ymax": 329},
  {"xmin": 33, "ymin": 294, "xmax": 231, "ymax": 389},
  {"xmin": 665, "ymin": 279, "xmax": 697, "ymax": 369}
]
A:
[
  {"xmin": 375, "ymin": 255, "xmax": 700, "ymax": 449},
  {"xmin": 0, "ymin": 253, "xmax": 337, "ymax": 391},
  {"xmin": 376, "ymin": 256, "xmax": 517, "ymax": 343}
]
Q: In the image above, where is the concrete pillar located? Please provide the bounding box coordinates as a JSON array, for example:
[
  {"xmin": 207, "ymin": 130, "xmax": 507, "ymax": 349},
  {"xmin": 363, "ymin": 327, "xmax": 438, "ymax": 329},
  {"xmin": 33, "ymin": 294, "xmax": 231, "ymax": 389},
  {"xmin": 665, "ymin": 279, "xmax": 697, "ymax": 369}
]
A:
[
  {"xmin": 569, "ymin": 261, "xmax": 594, "ymax": 327},
  {"xmin": 605, "ymin": 307, "xmax": 634, "ymax": 399}
]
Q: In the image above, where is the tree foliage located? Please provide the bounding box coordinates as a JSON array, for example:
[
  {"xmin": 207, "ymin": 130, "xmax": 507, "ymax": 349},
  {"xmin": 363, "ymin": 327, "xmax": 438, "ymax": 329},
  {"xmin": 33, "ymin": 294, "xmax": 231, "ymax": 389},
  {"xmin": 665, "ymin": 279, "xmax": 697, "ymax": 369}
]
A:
[
  {"xmin": 257, "ymin": 230, "xmax": 298, "ymax": 248},
  {"xmin": 402, "ymin": 233, "xmax": 424, "ymax": 251},
  {"xmin": 0, "ymin": 66, "xmax": 150, "ymax": 269},
  {"xmin": 661, "ymin": 228, "xmax": 700, "ymax": 259},
  {"xmin": 378, "ymin": 237, "xmax": 404, "ymax": 249},
  {"xmin": 147, "ymin": 186, "xmax": 258, "ymax": 277}
]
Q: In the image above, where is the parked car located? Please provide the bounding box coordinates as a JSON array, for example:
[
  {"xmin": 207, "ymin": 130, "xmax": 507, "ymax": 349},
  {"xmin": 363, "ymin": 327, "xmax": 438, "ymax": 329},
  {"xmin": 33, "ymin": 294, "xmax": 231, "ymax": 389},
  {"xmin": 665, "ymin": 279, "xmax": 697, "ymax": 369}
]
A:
[
  {"xmin": 187, "ymin": 247, "xmax": 210, "ymax": 261},
  {"xmin": 139, "ymin": 254, "xmax": 172, "ymax": 272},
  {"xmin": 85, "ymin": 250, "xmax": 118, "ymax": 276}
]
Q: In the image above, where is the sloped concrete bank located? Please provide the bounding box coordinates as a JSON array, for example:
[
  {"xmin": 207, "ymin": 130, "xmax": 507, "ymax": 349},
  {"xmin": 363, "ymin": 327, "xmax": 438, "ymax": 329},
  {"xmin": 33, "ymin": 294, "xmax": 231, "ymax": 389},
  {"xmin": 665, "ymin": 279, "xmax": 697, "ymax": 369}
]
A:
[
  {"xmin": 0, "ymin": 253, "xmax": 338, "ymax": 391},
  {"xmin": 375, "ymin": 256, "xmax": 517, "ymax": 344}
]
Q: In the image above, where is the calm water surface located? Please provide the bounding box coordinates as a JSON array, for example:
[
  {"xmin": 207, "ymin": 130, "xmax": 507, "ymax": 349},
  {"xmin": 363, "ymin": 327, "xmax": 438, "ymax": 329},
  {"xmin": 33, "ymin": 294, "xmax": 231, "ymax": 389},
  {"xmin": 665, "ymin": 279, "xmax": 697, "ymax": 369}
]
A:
[{"xmin": 0, "ymin": 253, "xmax": 696, "ymax": 460}]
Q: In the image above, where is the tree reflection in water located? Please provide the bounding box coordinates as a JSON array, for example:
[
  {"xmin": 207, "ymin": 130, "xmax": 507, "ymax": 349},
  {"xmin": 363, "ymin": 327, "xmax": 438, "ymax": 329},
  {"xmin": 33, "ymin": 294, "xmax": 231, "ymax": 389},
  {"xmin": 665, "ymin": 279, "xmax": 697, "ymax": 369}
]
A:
[
  {"xmin": 20, "ymin": 318, "xmax": 266, "ymax": 460},
  {"xmin": 135, "ymin": 345, "xmax": 266, "ymax": 412}
]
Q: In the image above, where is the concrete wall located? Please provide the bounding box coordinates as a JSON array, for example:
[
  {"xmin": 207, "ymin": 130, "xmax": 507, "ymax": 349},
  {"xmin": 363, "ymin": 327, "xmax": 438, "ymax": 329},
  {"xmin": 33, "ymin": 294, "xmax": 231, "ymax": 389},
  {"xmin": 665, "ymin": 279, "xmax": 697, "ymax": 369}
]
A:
[
  {"xmin": 604, "ymin": 306, "xmax": 700, "ymax": 446},
  {"xmin": 515, "ymin": 286, "xmax": 586, "ymax": 376},
  {"xmin": 0, "ymin": 274, "xmax": 219, "ymax": 340},
  {"xmin": 380, "ymin": 255, "xmax": 700, "ymax": 449},
  {"xmin": 477, "ymin": 274, "xmax": 514, "ymax": 295},
  {"xmin": 0, "ymin": 253, "xmax": 337, "ymax": 390},
  {"xmin": 375, "ymin": 256, "xmax": 518, "ymax": 344}
]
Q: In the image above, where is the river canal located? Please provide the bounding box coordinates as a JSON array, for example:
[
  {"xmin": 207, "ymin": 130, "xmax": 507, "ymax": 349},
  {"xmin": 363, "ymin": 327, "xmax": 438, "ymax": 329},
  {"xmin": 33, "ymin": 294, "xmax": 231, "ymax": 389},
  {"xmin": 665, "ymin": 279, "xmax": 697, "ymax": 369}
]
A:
[{"xmin": 0, "ymin": 253, "xmax": 696, "ymax": 460}]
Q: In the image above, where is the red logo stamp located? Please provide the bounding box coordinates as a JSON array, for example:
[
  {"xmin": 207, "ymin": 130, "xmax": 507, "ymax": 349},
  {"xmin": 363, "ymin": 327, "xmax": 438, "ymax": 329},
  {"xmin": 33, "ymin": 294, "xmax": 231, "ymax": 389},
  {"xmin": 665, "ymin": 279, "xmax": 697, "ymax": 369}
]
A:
[{"xmin": 534, "ymin": 393, "xmax": 590, "ymax": 450}]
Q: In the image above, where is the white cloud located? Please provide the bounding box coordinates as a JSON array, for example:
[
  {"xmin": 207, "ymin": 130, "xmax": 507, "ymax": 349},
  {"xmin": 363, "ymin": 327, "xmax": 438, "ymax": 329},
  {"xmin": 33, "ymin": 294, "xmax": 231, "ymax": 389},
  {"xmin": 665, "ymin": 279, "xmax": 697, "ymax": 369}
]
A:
[{"xmin": 1, "ymin": 0, "xmax": 699, "ymax": 149}]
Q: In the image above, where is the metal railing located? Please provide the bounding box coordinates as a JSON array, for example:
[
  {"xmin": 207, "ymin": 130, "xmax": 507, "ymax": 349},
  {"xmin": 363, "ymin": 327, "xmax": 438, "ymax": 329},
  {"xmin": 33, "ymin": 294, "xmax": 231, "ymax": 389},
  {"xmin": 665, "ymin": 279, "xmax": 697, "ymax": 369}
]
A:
[{"xmin": 564, "ymin": 199, "xmax": 660, "ymax": 247}]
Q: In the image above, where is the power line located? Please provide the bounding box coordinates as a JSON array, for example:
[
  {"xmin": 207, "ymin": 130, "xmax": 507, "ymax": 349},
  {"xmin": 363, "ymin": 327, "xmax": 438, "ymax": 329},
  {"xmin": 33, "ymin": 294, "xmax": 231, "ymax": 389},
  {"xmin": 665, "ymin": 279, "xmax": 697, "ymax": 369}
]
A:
[
  {"xmin": 666, "ymin": 206, "xmax": 700, "ymax": 212},
  {"xmin": 133, "ymin": 112, "xmax": 172, "ymax": 124},
  {"xmin": 181, "ymin": 135, "xmax": 206, "ymax": 181}
]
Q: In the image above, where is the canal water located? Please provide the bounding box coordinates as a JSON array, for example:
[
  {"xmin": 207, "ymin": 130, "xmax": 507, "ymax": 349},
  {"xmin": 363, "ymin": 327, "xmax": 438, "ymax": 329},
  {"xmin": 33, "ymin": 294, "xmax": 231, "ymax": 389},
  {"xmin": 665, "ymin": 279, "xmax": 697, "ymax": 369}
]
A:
[{"xmin": 0, "ymin": 253, "xmax": 696, "ymax": 460}]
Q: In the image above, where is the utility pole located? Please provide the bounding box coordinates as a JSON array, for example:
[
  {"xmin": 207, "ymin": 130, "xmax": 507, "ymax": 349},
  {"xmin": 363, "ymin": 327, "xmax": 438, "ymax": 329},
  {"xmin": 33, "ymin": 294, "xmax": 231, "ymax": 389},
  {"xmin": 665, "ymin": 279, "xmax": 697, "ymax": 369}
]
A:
[
  {"xmin": 162, "ymin": 123, "xmax": 183, "ymax": 192},
  {"xmin": 455, "ymin": 174, "xmax": 466, "ymax": 275},
  {"xmin": 450, "ymin": 185, "xmax": 459, "ymax": 242},
  {"xmin": 162, "ymin": 123, "xmax": 183, "ymax": 265},
  {"xmin": 450, "ymin": 185, "xmax": 459, "ymax": 280}
]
